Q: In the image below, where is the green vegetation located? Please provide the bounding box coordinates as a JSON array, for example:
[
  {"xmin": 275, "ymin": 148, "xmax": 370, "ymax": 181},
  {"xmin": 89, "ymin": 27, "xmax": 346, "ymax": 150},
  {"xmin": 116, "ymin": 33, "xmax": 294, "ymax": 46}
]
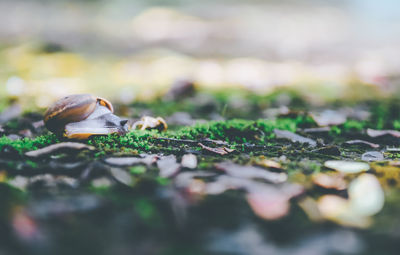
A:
[{"xmin": 0, "ymin": 133, "xmax": 59, "ymax": 153}]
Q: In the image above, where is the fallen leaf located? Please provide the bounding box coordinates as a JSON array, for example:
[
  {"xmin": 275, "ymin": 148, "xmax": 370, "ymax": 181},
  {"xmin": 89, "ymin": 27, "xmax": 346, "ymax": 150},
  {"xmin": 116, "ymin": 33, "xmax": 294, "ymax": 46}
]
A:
[
  {"xmin": 25, "ymin": 142, "xmax": 95, "ymax": 158},
  {"xmin": 274, "ymin": 129, "xmax": 317, "ymax": 147},
  {"xmin": 215, "ymin": 162, "xmax": 287, "ymax": 183},
  {"xmin": 198, "ymin": 143, "xmax": 235, "ymax": 155},
  {"xmin": 324, "ymin": 160, "xmax": 370, "ymax": 173},
  {"xmin": 367, "ymin": 128, "xmax": 400, "ymax": 138}
]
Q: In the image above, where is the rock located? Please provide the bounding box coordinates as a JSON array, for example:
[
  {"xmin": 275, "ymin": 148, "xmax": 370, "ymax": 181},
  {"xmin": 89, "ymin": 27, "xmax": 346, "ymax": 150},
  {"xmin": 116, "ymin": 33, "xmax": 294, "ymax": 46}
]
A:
[
  {"xmin": 181, "ymin": 154, "xmax": 197, "ymax": 169},
  {"xmin": 157, "ymin": 155, "xmax": 180, "ymax": 178},
  {"xmin": 274, "ymin": 129, "xmax": 317, "ymax": 147},
  {"xmin": 324, "ymin": 160, "xmax": 370, "ymax": 174},
  {"xmin": 25, "ymin": 142, "xmax": 95, "ymax": 158},
  {"xmin": 215, "ymin": 162, "xmax": 287, "ymax": 184},
  {"xmin": 361, "ymin": 151, "xmax": 384, "ymax": 162}
]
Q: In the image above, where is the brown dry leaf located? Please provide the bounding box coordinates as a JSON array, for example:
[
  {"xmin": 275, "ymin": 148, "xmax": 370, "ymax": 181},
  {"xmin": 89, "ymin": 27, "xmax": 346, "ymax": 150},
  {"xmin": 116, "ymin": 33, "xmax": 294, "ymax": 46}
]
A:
[
  {"xmin": 367, "ymin": 128, "xmax": 400, "ymax": 138},
  {"xmin": 274, "ymin": 129, "xmax": 317, "ymax": 147},
  {"xmin": 312, "ymin": 173, "xmax": 347, "ymax": 190},
  {"xmin": 198, "ymin": 143, "xmax": 235, "ymax": 155},
  {"xmin": 215, "ymin": 161, "xmax": 287, "ymax": 183}
]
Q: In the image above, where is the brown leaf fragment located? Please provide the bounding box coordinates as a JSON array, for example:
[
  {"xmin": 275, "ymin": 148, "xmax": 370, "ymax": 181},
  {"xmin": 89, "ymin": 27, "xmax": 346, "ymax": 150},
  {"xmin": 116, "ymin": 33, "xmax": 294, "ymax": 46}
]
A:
[
  {"xmin": 367, "ymin": 128, "xmax": 400, "ymax": 138},
  {"xmin": 345, "ymin": 140, "xmax": 380, "ymax": 149},
  {"xmin": 198, "ymin": 143, "xmax": 235, "ymax": 155},
  {"xmin": 215, "ymin": 162, "xmax": 287, "ymax": 183},
  {"xmin": 25, "ymin": 142, "xmax": 95, "ymax": 158},
  {"xmin": 274, "ymin": 129, "xmax": 317, "ymax": 147},
  {"xmin": 157, "ymin": 155, "xmax": 181, "ymax": 178}
]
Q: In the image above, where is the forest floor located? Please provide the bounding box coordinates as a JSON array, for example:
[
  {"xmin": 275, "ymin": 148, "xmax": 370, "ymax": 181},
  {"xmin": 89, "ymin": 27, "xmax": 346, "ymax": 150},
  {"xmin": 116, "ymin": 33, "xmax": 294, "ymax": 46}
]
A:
[{"xmin": 1, "ymin": 86, "xmax": 400, "ymax": 255}]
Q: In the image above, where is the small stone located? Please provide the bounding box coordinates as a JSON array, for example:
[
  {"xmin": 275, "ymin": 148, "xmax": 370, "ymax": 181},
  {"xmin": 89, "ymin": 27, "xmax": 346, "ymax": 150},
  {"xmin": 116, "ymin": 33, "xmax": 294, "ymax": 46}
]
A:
[
  {"xmin": 181, "ymin": 154, "xmax": 197, "ymax": 169},
  {"xmin": 361, "ymin": 151, "xmax": 384, "ymax": 162},
  {"xmin": 324, "ymin": 160, "xmax": 370, "ymax": 174}
]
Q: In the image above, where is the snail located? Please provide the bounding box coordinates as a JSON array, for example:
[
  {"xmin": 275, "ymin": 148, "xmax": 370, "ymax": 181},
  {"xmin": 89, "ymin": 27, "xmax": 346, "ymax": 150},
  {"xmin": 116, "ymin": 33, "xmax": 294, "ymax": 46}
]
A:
[{"xmin": 44, "ymin": 94, "xmax": 129, "ymax": 139}]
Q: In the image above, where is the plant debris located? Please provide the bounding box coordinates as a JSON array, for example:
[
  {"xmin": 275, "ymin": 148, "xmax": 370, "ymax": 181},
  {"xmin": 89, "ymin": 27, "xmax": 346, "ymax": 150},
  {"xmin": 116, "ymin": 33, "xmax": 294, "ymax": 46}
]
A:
[{"xmin": 198, "ymin": 143, "xmax": 235, "ymax": 155}]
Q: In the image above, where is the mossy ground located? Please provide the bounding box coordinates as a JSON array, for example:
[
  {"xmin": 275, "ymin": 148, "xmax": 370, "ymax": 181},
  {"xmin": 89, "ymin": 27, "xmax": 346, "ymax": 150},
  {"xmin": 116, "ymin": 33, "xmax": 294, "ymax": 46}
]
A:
[{"xmin": 2, "ymin": 90, "xmax": 400, "ymax": 255}]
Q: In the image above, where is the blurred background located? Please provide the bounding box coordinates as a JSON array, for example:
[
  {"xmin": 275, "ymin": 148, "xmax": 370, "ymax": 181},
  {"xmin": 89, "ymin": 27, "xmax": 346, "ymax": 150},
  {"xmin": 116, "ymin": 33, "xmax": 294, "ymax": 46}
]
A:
[{"xmin": 1, "ymin": 0, "xmax": 400, "ymax": 110}]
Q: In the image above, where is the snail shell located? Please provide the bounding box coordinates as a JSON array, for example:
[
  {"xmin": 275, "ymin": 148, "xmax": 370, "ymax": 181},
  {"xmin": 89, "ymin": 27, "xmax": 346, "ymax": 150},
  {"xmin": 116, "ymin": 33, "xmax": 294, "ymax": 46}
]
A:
[{"xmin": 44, "ymin": 94, "xmax": 128, "ymax": 139}]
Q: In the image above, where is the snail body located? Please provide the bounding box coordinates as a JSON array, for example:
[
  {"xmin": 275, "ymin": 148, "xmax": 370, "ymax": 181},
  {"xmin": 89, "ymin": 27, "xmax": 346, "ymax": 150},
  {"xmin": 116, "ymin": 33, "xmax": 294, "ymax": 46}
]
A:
[{"xmin": 44, "ymin": 94, "xmax": 129, "ymax": 139}]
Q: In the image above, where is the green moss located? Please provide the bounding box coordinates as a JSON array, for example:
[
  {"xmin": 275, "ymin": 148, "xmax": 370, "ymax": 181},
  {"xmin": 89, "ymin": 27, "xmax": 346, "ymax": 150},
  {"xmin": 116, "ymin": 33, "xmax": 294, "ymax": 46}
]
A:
[
  {"xmin": 0, "ymin": 116, "xmax": 315, "ymax": 154},
  {"xmin": 0, "ymin": 134, "xmax": 59, "ymax": 153},
  {"xmin": 170, "ymin": 116, "xmax": 313, "ymax": 143},
  {"xmin": 329, "ymin": 120, "xmax": 367, "ymax": 136}
]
